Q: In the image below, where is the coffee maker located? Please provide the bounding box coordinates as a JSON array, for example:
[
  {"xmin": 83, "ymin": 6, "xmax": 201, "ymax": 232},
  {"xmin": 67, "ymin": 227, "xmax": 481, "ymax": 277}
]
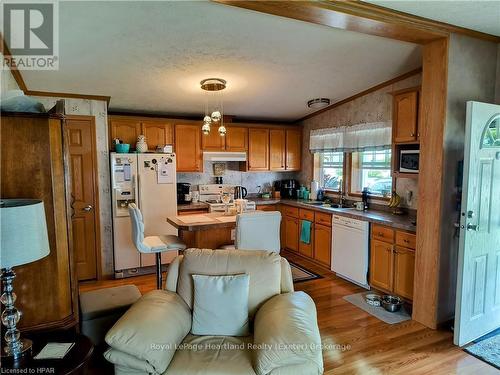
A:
[
  {"xmin": 280, "ymin": 179, "xmax": 299, "ymax": 199},
  {"xmin": 177, "ymin": 182, "xmax": 191, "ymax": 204}
]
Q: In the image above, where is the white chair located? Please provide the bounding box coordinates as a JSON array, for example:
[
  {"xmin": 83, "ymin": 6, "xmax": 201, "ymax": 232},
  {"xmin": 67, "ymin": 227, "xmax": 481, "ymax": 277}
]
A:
[
  {"xmin": 222, "ymin": 211, "xmax": 281, "ymax": 253},
  {"xmin": 129, "ymin": 203, "xmax": 186, "ymax": 289}
]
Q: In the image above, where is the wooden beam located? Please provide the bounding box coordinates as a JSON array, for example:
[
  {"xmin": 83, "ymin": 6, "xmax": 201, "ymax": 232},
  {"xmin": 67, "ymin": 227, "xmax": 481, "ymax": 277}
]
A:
[
  {"xmin": 213, "ymin": 1, "xmax": 499, "ymax": 44},
  {"xmin": 413, "ymin": 38, "xmax": 449, "ymax": 329},
  {"xmin": 26, "ymin": 90, "xmax": 111, "ymax": 105},
  {"xmin": 1, "ymin": 33, "xmax": 28, "ymax": 92},
  {"xmin": 298, "ymin": 67, "xmax": 422, "ymax": 122}
]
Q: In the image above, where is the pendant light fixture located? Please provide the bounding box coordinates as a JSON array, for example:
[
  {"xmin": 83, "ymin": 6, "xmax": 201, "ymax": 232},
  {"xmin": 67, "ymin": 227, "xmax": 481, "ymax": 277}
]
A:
[{"xmin": 201, "ymin": 78, "xmax": 226, "ymax": 136}]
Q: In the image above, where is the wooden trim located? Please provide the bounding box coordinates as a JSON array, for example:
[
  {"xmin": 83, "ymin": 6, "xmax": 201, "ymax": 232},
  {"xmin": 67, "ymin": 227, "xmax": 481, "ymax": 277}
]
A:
[
  {"xmin": 213, "ymin": 1, "xmax": 499, "ymax": 43},
  {"xmin": 412, "ymin": 38, "xmax": 449, "ymax": 329},
  {"xmin": 26, "ymin": 90, "xmax": 111, "ymax": 105},
  {"xmin": 0, "ymin": 33, "xmax": 28, "ymax": 92},
  {"xmin": 298, "ymin": 68, "xmax": 422, "ymax": 122},
  {"xmin": 64, "ymin": 115, "xmax": 103, "ymax": 281}
]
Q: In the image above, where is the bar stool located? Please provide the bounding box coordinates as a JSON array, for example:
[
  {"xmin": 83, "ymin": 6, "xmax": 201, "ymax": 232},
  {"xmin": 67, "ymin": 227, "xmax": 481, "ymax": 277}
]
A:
[
  {"xmin": 129, "ymin": 203, "xmax": 186, "ymax": 289},
  {"xmin": 220, "ymin": 211, "xmax": 281, "ymax": 253}
]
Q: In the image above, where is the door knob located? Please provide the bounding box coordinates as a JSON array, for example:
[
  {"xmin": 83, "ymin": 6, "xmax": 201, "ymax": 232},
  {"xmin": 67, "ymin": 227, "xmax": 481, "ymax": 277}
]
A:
[
  {"xmin": 466, "ymin": 223, "xmax": 478, "ymax": 231},
  {"xmin": 82, "ymin": 205, "xmax": 93, "ymax": 212}
]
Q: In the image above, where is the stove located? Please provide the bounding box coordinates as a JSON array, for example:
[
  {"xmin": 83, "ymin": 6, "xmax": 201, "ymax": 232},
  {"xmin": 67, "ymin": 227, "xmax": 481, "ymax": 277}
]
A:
[{"xmin": 198, "ymin": 184, "xmax": 255, "ymax": 213}]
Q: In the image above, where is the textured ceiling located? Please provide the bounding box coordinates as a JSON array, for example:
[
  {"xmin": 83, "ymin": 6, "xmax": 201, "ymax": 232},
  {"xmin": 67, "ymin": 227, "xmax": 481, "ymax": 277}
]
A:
[
  {"xmin": 366, "ymin": 0, "xmax": 500, "ymax": 37},
  {"xmin": 22, "ymin": 1, "xmax": 422, "ymax": 121}
]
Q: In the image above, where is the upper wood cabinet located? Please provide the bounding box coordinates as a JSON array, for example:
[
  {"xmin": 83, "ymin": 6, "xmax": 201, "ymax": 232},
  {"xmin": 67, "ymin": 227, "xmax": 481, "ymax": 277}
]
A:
[
  {"xmin": 202, "ymin": 126, "xmax": 248, "ymax": 152},
  {"xmin": 393, "ymin": 88, "xmax": 420, "ymax": 143},
  {"xmin": 202, "ymin": 128, "xmax": 225, "ymax": 151},
  {"xmin": 269, "ymin": 129, "xmax": 286, "ymax": 171},
  {"xmin": 110, "ymin": 118, "xmax": 142, "ymax": 149},
  {"xmin": 175, "ymin": 124, "xmax": 202, "ymax": 172},
  {"xmin": 225, "ymin": 127, "xmax": 248, "ymax": 152},
  {"xmin": 285, "ymin": 129, "xmax": 301, "ymax": 170},
  {"xmin": 142, "ymin": 120, "xmax": 173, "ymax": 150},
  {"xmin": 109, "ymin": 116, "xmax": 173, "ymax": 151},
  {"xmin": 248, "ymin": 128, "xmax": 270, "ymax": 171}
]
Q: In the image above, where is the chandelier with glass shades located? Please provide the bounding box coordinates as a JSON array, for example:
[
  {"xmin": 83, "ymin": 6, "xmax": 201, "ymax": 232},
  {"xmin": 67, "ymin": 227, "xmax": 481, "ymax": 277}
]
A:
[{"xmin": 200, "ymin": 78, "xmax": 226, "ymax": 136}]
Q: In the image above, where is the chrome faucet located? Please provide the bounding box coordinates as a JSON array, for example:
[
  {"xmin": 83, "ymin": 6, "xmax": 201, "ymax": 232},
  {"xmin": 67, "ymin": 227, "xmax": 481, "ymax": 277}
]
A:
[{"xmin": 338, "ymin": 184, "xmax": 346, "ymax": 207}]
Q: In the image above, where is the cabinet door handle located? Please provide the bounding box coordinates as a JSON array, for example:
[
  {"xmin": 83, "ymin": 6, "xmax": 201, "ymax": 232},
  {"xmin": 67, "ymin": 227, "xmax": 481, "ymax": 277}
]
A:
[{"xmin": 403, "ymin": 239, "xmax": 409, "ymax": 243}]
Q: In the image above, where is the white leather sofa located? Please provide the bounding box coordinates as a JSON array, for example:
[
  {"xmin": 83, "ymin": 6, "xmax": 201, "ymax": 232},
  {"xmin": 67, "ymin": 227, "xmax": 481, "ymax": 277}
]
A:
[{"xmin": 104, "ymin": 249, "xmax": 324, "ymax": 375}]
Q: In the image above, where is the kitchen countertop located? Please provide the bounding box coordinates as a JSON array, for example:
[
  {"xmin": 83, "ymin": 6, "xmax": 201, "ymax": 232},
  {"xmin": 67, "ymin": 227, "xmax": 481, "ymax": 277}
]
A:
[
  {"xmin": 168, "ymin": 212, "xmax": 236, "ymax": 231},
  {"xmin": 177, "ymin": 201, "xmax": 209, "ymax": 212},
  {"xmin": 248, "ymin": 197, "xmax": 417, "ymax": 233}
]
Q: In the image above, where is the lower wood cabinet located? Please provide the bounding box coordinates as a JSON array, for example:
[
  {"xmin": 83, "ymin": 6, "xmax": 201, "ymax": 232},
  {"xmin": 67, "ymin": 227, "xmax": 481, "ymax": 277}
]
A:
[
  {"xmin": 281, "ymin": 205, "xmax": 332, "ymax": 268},
  {"xmin": 284, "ymin": 215, "xmax": 299, "ymax": 252},
  {"xmin": 393, "ymin": 246, "xmax": 416, "ymax": 300},
  {"xmin": 370, "ymin": 239, "xmax": 394, "ymax": 292},
  {"xmin": 369, "ymin": 224, "xmax": 416, "ymax": 300},
  {"xmin": 256, "ymin": 204, "xmax": 278, "ymax": 211},
  {"xmin": 314, "ymin": 224, "xmax": 331, "ymax": 267}
]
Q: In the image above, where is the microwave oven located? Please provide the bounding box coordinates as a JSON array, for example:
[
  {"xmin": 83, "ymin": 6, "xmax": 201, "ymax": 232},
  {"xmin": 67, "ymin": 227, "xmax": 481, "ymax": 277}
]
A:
[{"xmin": 400, "ymin": 149, "xmax": 419, "ymax": 173}]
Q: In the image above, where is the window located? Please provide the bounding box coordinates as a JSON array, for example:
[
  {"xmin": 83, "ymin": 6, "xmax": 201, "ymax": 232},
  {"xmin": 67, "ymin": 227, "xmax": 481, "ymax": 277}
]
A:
[
  {"xmin": 350, "ymin": 149, "xmax": 392, "ymax": 197},
  {"xmin": 315, "ymin": 152, "xmax": 344, "ymax": 191}
]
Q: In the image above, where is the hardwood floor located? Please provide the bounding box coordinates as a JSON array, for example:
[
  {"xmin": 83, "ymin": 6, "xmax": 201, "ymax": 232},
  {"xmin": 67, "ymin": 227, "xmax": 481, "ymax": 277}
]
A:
[{"xmin": 79, "ymin": 252, "xmax": 497, "ymax": 375}]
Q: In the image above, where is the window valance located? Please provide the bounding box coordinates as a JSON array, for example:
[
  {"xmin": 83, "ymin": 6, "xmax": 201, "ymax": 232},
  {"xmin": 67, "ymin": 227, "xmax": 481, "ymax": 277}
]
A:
[{"xmin": 309, "ymin": 122, "xmax": 392, "ymax": 153}]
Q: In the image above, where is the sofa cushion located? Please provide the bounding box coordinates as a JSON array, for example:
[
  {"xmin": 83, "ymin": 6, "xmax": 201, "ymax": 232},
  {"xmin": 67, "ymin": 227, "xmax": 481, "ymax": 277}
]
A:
[
  {"xmin": 105, "ymin": 290, "xmax": 191, "ymax": 375},
  {"xmin": 165, "ymin": 334, "xmax": 256, "ymax": 375},
  {"xmin": 192, "ymin": 274, "xmax": 250, "ymax": 336},
  {"xmin": 177, "ymin": 249, "xmax": 281, "ymax": 320}
]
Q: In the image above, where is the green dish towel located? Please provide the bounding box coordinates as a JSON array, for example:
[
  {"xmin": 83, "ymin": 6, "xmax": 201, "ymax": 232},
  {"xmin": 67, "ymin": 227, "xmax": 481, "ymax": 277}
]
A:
[{"xmin": 300, "ymin": 220, "xmax": 312, "ymax": 244}]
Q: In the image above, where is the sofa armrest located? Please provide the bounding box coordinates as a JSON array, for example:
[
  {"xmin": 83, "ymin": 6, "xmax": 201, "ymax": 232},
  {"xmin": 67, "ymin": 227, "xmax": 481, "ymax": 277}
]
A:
[
  {"xmin": 253, "ymin": 292, "xmax": 323, "ymax": 375},
  {"xmin": 105, "ymin": 290, "xmax": 191, "ymax": 375}
]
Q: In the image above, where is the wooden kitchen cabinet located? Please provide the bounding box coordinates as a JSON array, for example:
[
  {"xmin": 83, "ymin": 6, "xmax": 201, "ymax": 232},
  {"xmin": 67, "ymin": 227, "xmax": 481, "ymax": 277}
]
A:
[
  {"xmin": 370, "ymin": 239, "xmax": 394, "ymax": 292},
  {"xmin": 225, "ymin": 127, "xmax": 248, "ymax": 151},
  {"xmin": 393, "ymin": 246, "xmax": 415, "ymax": 300},
  {"xmin": 110, "ymin": 118, "xmax": 142, "ymax": 149},
  {"xmin": 175, "ymin": 124, "xmax": 202, "ymax": 172},
  {"xmin": 256, "ymin": 204, "xmax": 278, "ymax": 211},
  {"xmin": 248, "ymin": 128, "xmax": 270, "ymax": 171},
  {"xmin": 270, "ymin": 129, "xmax": 286, "ymax": 171},
  {"xmin": 284, "ymin": 215, "xmax": 299, "ymax": 253},
  {"xmin": 298, "ymin": 208, "xmax": 314, "ymax": 258},
  {"xmin": 285, "ymin": 129, "xmax": 301, "ymax": 170},
  {"xmin": 393, "ymin": 88, "xmax": 419, "ymax": 143},
  {"xmin": 202, "ymin": 128, "xmax": 225, "ymax": 151},
  {"xmin": 142, "ymin": 121, "xmax": 173, "ymax": 150},
  {"xmin": 314, "ymin": 223, "xmax": 331, "ymax": 267},
  {"xmin": 370, "ymin": 224, "xmax": 416, "ymax": 300}
]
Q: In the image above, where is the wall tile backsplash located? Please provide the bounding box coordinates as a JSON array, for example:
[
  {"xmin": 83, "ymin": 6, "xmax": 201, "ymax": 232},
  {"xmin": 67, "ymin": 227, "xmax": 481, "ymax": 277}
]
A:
[{"xmin": 178, "ymin": 161, "xmax": 298, "ymax": 193}]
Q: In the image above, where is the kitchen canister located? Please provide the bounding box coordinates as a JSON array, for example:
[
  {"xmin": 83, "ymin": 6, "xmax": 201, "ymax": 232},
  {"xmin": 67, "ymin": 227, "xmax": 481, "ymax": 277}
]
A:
[{"xmin": 136, "ymin": 135, "xmax": 148, "ymax": 153}]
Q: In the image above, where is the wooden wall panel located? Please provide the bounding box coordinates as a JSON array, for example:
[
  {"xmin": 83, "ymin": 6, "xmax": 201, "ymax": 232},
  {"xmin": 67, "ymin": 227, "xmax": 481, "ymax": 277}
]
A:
[
  {"xmin": 1, "ymin": 115, "xmax": 77, "ymax": 331},
  {"xmin": 413, "ymin": 38, "xmax": 449, "ymax": 329}
]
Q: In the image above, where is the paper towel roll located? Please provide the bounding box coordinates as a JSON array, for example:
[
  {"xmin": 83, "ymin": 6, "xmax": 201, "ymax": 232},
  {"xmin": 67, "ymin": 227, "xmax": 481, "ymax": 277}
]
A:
[{"xmin": 310, "ymin": 180, "xmax": 319, "ymax": 200}]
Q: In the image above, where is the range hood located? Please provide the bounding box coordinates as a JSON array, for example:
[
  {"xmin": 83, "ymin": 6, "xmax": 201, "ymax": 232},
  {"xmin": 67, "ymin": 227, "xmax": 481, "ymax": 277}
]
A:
[{"xmin": 203, "ymin": 151, "xmax": 247, "ymax": 162}]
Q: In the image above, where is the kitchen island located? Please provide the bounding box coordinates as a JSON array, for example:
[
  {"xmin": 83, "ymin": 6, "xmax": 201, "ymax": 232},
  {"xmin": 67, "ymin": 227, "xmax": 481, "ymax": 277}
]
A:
[{"xmin": 168, "ymin": 212, "xmax": 237, "ymax": 249}]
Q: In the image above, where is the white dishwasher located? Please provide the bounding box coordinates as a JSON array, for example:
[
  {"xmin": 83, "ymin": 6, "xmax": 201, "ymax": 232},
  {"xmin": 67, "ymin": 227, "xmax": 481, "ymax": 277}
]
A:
[{"xmin": 331, "ymin": 215, "xmax": 370, "ymax": 289}]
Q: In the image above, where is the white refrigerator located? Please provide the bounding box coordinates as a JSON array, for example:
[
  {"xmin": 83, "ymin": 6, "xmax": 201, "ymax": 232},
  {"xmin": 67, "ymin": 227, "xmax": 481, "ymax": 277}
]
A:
[{"xmin": 111, "ymin": 152, "xmax": 178, "ymax": 275}]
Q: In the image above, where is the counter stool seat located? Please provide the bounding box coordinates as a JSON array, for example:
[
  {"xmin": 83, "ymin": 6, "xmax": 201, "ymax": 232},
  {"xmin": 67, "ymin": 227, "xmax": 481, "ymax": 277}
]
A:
[{"xmin": 80, "ymin": 285, "xmax": 141, "ymax": 346}]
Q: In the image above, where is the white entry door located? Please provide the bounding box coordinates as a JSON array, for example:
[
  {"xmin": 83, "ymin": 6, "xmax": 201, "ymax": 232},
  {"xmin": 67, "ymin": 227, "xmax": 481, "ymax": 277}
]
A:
[{"xmin": 454, "ymin": 101, "xmax": 500, "ymax": 346}]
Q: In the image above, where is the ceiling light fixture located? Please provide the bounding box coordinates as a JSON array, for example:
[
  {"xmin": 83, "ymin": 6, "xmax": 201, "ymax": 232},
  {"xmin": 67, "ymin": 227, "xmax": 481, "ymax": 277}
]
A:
[
  {"xmin": 201, "ymin": 78, "xmax": 227, "ymax": 136},
  {"xmin": 307, "ymin": 98, "xmax": 330, "ymax": 109}
]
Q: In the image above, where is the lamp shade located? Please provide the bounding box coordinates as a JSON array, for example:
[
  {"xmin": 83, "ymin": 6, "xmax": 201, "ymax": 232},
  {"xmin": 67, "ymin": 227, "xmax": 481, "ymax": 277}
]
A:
[{"xmin": 0, "ymin": 199, "xmax": 50, "ymax": 268}]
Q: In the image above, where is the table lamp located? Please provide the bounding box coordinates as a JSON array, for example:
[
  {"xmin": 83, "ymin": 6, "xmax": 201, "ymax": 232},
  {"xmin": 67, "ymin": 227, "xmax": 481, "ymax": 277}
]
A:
[{"xmin": 0, "ymin": 199, "xmax": 50, "ymax": 360}]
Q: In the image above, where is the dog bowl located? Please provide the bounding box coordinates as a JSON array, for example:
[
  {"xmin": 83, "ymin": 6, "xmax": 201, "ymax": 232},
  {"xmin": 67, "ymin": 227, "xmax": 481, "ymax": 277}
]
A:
[
  {"xmin": 365, "ymin": 293, "xmax": 381, "ymax": 307},
  {"xmin": 381, "ymin": 295, "xmax": 403, "ymax": 312}
]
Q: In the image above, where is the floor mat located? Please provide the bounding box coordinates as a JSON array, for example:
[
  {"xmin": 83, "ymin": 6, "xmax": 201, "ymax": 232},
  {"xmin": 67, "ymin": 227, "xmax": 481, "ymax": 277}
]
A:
[
  {"xmin": 289, "ymin": 261, "xmax": 322, "ymax": 283},
  {"xmin": 343, "ymin": 292, "xmax": 411, "ymax": 324},
  {"xmin": 464, "ymin": 328, "xmax": 500, "ymax": 370}
]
